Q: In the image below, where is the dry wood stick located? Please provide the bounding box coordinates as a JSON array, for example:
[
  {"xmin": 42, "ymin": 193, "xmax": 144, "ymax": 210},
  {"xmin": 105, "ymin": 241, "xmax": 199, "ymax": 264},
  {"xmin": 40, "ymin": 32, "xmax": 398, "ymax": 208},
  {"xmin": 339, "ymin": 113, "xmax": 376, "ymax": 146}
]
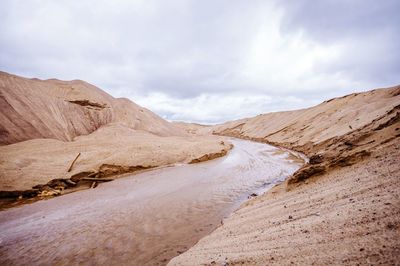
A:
[
  {"xmin": 65, "ymin": 179, "xmax": 77, "ymax": 186},
  {"xmin": 90, "ymin": 181, "xmax": 97, "ymax": 189},
  {"xmin": 82, "ymin": 177, "xmax": 114, "ymax": 182},
  {"xmin": 67, "ymin": 153, "xmax": 81, "ymax": 172}
]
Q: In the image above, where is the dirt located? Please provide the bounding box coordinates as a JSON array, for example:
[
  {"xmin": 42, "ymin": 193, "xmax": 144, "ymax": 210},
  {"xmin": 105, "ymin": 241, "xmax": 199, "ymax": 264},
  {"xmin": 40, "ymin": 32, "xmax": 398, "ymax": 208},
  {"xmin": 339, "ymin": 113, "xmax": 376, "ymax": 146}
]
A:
[{"xmin": 170, "ymin": 86, "xmax": 400, "ymax": 265}]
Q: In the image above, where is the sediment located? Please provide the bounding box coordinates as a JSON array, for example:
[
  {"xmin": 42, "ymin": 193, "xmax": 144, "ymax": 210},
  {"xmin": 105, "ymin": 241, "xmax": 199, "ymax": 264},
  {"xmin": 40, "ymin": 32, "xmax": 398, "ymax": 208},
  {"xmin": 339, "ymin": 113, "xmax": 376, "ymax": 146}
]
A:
[{"xmin": 169, "ymin": 86, "xmax": 400, "ymax": 265}]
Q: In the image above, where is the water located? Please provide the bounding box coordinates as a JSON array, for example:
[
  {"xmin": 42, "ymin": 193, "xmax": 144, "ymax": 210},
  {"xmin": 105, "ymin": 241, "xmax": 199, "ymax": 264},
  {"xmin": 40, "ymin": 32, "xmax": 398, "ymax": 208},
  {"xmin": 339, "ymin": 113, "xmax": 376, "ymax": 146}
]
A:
[{"xmin": 0, "ymin": 139, "xmax": 303, "ymax": 265}]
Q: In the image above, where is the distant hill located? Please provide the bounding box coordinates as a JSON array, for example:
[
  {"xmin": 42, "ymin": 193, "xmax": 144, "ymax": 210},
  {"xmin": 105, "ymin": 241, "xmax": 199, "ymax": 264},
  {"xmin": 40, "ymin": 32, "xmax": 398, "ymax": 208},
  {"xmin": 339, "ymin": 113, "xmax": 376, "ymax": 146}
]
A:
[
  {"xmin": 0, "ymin": 71, "xmax": 185, "ymax": 145},
  {"xmin": 212, "ymin": 85, "xmax": 400, "ymax": 154}
]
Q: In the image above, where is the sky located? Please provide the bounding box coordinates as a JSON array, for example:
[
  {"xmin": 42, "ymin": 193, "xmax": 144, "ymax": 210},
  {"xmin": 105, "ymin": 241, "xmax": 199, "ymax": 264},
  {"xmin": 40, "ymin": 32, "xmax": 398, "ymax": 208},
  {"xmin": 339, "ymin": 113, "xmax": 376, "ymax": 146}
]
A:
[{"xmin": 1, "ymin": 0, "xmax": 399, "ymax": 124}]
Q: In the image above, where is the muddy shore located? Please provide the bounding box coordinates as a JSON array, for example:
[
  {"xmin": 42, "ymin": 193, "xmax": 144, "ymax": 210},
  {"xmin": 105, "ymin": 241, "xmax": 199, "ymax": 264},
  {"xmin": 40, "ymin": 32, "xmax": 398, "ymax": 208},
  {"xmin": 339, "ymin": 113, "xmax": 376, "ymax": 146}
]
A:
[
  {"xmin": 170, "ymin": 88, "xmax": 400, "ymax": 265},
  {"xmin": 0, "ymin": 139, "xmax": 303, "ymax": 265}
]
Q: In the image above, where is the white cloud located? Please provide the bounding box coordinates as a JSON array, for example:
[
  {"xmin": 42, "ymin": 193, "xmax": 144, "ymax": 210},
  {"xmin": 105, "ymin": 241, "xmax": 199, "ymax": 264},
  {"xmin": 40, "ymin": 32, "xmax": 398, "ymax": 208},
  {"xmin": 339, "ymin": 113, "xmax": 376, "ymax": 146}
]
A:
[
  {"xmin": 134, "ymin": 92, "xmax": 320, "ymax": 124},
  {"xmin": 0, "ymin": 0, "xmax": 399, "ymax": 123}
]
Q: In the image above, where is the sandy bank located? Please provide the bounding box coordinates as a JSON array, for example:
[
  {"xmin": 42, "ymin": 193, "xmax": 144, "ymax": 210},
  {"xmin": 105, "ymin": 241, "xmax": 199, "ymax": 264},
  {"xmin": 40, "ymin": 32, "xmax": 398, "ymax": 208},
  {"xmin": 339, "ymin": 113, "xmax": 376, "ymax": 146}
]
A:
[
  {"xmin": 170, "ymin": 86, "xmax": 400, "ymax": 265},
  {"xmin": 170, "ymin": 138, "xmax": 399, "ymax": 266},
  {"xmin": 0, "ymin": 139, "xmax": 302, "ymax": 266},
  {"xmin": 0, "ymin": 71, "xmax": 234, "ymax": 208},
  {"xmin": 0, "ymin": 124, "xmax": 231, "ymax": 205}
]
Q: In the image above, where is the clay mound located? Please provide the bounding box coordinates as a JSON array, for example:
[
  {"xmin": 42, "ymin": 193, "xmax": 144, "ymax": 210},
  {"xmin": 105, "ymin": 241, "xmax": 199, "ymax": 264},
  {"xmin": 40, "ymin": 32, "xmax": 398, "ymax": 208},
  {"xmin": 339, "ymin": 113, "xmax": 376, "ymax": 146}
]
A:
[
  {"xmin": 212, "ymin": 85, "xmax": 400, "ymax": 152},
  {"xmin": 0, "ymin": 71, "xmax": 186, "ymax": 145}
]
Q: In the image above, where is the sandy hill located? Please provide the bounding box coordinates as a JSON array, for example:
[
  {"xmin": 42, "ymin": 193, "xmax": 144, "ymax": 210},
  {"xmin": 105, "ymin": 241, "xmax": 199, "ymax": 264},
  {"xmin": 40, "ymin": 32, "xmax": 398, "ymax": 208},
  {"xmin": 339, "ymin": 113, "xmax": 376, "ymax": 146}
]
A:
[
  {"xmin": 212, "ymin": 86, "xmax": 400, "ymax": 154},
  {"xmin": 0, "ymin": 71, "xmax": 185, "ymax": 145},
  {"xmin": 0, "ymin": 72, "xmax": 230, "ymax": 198},
  {"xmin": 171, "ymin": 85, "xmax": 400, "ymax": 265}
]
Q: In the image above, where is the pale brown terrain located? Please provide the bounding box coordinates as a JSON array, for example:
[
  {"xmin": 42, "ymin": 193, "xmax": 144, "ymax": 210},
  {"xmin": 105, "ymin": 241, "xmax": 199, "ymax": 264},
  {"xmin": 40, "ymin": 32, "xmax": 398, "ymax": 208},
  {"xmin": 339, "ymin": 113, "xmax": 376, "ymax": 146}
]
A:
[
  {"xmin": 170, "ymin": 139, "xmax": 400, "ymax": 265},
  {"xmin": 0, "ymin": 72, "xmax": 230, "ymax": 204},
  {"xmin": 170, "ymin": 86, "xmax": 400, "ymax": 265},
  {"xmin": 211, "ymin": 86, "xmax": 400, "ymax": 151},
  {"xmin": 1, "ymin": 70, "xmax": 399, "ymax": 265},
  {"xmin": 0, "ymin": 124, "xmax": 230, "ymax": 192},
  {"xmin": 0, "ymin": 71, "xmax": 186, "ymax": 145}
]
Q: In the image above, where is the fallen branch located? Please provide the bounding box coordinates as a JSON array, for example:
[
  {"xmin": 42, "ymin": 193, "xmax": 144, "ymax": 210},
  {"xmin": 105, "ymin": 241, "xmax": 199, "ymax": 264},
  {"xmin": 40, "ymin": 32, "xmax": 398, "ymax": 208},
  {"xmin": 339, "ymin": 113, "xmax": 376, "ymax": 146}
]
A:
[
  {"xmin": 81, "ymin": 177, "xmax": 114, "ymax": 182},
  {"xmin": 88, "ymin": 172, "xmax": 98, "ymax": 178},
  {"xmin": 65, "ymin": 179, "xmax": 77, "ymax": 187},
  {"xmin": 67, "ymin": 153, "xmax": 81, "ymax": 172}
]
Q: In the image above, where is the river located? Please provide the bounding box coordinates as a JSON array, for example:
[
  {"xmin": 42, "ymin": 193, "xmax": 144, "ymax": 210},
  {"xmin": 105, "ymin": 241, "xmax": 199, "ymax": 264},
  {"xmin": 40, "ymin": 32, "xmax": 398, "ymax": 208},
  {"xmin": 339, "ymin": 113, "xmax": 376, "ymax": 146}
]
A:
[{"xmin": 0, "ymin": 139, "xmax": 304, "ymax": 265}]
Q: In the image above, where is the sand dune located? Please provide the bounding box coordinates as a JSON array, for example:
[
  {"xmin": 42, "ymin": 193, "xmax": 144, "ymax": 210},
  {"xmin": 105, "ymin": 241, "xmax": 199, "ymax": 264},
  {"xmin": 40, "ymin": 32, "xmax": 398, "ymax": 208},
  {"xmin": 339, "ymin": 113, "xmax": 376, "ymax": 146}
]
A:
[
  {"xmin": 0, "ymin": 71, "xmax": 185, "ymax": 145},
  {"xmin": 0, "ymin": 72, "xmax": 231, "ymax": 203},
  {"xmin": 170, "ymin": 86, "xmax": 400, "ymax": 265},
  {"xmin": 1, "ymin": 70, "xmax": 399, "ymax": 264},
  {"xmin": 212, "ymin": 86, "xmax": 400, "ymax": 154}
]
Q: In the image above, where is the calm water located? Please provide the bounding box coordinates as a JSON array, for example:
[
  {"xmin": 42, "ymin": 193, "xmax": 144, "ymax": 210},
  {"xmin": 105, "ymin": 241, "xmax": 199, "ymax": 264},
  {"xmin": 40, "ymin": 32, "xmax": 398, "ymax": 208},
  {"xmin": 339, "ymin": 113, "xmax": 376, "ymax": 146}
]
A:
[{"xmin": 0, "ymin": 139, "xmax": 303, "ymax": 265}]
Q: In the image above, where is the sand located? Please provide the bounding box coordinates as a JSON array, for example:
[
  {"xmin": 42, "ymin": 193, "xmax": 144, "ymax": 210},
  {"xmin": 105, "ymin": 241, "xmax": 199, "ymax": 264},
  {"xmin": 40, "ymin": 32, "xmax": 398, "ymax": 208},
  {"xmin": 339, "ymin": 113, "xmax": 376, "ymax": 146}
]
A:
[
  {"xmin": 211, "ymin": 86, "xmax": 400, "ymax": 152},
  {"xmin": 0, "ymin": 124, "xmax": 231, "ymax": 192},
  {"xmin": 170, "ymin": 139, "xmax": 400, "ymax": 265},
  {"xmin": 0, "ymin": 71, "xmax": 186, "ymax": 145},
  {"xmin": 0, "ymin": 72, "xmax": 231, "ymax": 203},
  {"xmin": 1, "ymin": 70, "xmax": 399, "ymax": 265},
  {"xmin": 0, "ymin": 139, "xmax": 302, "ymax": 266},
  {"xmin": 170, "ymin": 86, "xmax": 400, "ymax": 265}
]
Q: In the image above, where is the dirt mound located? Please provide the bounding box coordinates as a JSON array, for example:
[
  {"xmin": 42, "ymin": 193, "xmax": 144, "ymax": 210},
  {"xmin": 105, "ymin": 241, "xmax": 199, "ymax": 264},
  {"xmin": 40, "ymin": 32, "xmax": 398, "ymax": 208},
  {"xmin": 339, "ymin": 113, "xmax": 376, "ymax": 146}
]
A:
[
  {"xmin": 212, "ymin": 86, "xmax": 400, "ymax": 153},
  {"xmin": 0, "ymin": 71, "xmax": 186, "ymax": 145},
  {"xmin": 171, "ymin": 85, "xmax": 400, "ymax": 265},
  {"xmin": 0, "ymin": 124, "xmax": 231, "ymax": 194}
]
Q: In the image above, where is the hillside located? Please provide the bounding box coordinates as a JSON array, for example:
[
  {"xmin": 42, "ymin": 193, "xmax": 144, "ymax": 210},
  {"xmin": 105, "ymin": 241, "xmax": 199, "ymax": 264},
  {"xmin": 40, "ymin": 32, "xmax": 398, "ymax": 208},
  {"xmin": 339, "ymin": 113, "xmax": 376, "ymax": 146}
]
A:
[
  {"xmin": 0, "ymin": 72, "xmax": 231, "ymax": 203},
  {"xmin": 170, "ymin": 86, "xmax": 400, "ymax": 265},
  {"xmin": 212, "ymin": 86, "xmax": 400, "ymax": 155},
  {"xmin": 0, "ymin": 71, "xmax": 185, "ymax": 145}
]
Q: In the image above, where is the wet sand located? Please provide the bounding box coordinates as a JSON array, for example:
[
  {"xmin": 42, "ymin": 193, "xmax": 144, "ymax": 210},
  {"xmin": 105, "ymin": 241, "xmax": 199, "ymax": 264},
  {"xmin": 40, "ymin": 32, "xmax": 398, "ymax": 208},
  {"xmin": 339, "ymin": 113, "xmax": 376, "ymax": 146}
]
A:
[{"xmin": 0, "ymin": 139, "xmax": 303, "ymax": 265}]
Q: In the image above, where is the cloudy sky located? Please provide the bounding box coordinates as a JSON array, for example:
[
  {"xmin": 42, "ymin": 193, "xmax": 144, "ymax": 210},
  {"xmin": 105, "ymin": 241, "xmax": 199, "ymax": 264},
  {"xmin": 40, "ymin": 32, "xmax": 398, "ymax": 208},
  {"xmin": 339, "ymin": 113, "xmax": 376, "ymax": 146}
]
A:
[{"xmin": 1, "ymin": 0, "xmax": 399, "ymax": 123}]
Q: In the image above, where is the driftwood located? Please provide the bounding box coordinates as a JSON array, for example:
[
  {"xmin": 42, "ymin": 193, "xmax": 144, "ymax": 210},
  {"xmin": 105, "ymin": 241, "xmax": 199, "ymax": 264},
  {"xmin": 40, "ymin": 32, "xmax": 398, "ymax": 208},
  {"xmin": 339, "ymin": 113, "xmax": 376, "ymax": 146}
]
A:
[
  {"xmin": 67, "ymin": 153, "xmax": 81, "ymax": 172},
  {"xmin": 65, "ymin": 179, "xmax": 77, "ymax": 186},
  {"xmin": 81, "ymin": 177, "xmax": 114, "ymax": 182},
  {"xmin": 87, "ymin": 172, "xmax": 98, "ymax": 178}
]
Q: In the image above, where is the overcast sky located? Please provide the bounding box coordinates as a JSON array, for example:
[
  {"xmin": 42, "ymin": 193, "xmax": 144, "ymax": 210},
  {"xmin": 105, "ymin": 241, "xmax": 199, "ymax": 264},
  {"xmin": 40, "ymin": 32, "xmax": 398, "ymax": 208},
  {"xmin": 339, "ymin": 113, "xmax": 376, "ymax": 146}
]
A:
[{"xmin": 1, "ymin": 0, "xmax": 399, "ymax": 124}]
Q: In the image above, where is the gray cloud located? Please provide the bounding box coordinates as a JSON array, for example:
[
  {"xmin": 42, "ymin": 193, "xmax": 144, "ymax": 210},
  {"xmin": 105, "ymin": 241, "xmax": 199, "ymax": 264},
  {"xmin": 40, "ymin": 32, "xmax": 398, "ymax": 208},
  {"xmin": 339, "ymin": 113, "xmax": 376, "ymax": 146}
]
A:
[
  {"xmin": 0, "ymin": 0, "xmax": 399, "ymax": 123},
  {"xmin": 279, "ymin": 0, "xmax": 400, "ymax": 85}
]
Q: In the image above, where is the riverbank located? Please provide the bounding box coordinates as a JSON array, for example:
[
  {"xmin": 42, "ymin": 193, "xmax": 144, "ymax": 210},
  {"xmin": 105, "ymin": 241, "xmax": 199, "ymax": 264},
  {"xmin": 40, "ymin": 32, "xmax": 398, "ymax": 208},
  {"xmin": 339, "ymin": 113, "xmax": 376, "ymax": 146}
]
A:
[
  {"xmin": 0, "ymin": 71, "xmax": 238, "ymax": 209},
  {"xmin": 170, "ymin": 137, "xmax": 399, "ymax": 265},
  {"xmin": 169, "ymin": 87, "xmax": 400, "ymax": 265},
  {"xmin": 0, "ymin": 125, "xmax": 232, "ymax": 210},
  {"xmin": 0, "ymin": 139, "xmax": 302, "ymax": 265}
]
